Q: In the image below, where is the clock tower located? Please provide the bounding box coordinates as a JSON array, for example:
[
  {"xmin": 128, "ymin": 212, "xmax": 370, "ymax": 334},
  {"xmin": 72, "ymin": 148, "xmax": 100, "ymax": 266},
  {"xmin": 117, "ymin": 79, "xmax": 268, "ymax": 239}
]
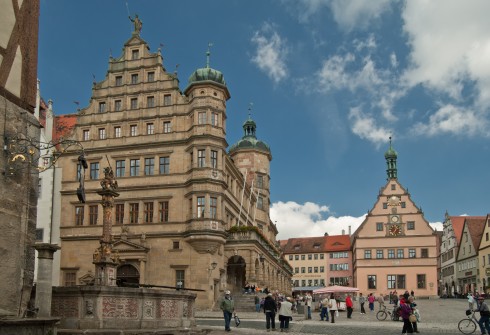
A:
[{"xmin": 350, "ymin": 137, "xmax": 438, "ymax": 298}]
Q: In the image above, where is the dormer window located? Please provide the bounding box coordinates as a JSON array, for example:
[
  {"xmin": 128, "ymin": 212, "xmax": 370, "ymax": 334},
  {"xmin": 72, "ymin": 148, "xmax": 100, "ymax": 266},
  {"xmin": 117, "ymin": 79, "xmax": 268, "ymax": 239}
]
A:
[
  {"xmin": 131, "ymin": 49, "xmax": 139, "ymax": 60},
  {"xmin": 313, "ymin": 244, "xmax": 320, "ymax": 249},
  {"xmin": 115, "ymin": 76, "xmax": 123, "ymax": 86},
  {"xmin": 294, "ymin": 245, "xmax": 300, "ymax": 250}
]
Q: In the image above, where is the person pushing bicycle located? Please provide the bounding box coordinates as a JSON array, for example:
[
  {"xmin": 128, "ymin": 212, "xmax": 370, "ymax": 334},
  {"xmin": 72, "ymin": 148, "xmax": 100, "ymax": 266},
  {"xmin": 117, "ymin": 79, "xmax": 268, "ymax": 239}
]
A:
[{"xmin": 475, "ymin": 295, "xmax": 490, "ymax": 335}]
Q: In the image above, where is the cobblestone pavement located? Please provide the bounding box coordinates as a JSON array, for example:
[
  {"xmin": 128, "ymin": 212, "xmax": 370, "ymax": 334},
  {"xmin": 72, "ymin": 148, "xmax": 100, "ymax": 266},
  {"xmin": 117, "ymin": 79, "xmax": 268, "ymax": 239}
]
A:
[{"xmin": 196, "ymin": 298, "xmax": 474, "ymax": 335}]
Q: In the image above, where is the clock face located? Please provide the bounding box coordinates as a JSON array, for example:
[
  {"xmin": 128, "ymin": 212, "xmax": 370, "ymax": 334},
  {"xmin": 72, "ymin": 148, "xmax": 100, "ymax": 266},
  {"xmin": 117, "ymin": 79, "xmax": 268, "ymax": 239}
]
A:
[
  {"xmin": 389, "ymin": 225, "xmax": 401, "ymax": 236},
  {"xmin": 391, "ymin": 215, "xmax": 399, "ymax": 223}
]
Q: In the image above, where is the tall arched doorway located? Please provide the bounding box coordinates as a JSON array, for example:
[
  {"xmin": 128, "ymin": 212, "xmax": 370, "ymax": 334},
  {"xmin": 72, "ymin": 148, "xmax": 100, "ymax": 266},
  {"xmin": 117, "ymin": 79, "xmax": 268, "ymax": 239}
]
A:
[
  {"xmin": 117, "ymin": 264, "xmax": 140, "ymax": 285},
  {"xmin": 227, "ymin": 255, "xmax": 246, "ymax": 293}
]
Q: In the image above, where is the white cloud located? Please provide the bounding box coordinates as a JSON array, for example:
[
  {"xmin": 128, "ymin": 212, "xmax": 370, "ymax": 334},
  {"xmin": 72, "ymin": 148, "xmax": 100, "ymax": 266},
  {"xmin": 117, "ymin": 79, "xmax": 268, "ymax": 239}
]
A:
[
  {"xmin": 272, "ymin": 201, "xmax": 443, "ymax": 241},
  {"xmin": 402, "ymin": 0, "xmax": 490, "ymax": 107},
  {"xmin": 353, "ymin": 34, "xmax": 377, "ymax": 52},
  {"xmin": 317, "ymin": 53, "xmax": 384, "ymax": 93},
  {"xmin": 251, "ymin": 23, "xmax": 288, "ymax": 83},
  {"xmin": 329, "ymin": 0, "xmax": 393, "ymax": 32},
  {"xmin": 413, "ymin": 104, "xmax": 487, "ymax": 137},
  {"xmin": 271, "ymin": 200, "xmax": 365, "ymax": 239},
  {"xmin": 284, "ymin": 0, "xmax": 392, "ymax": 31},
  {"xmin": 348, "ymin": 106, "xmax": 391, "ymax": 145},
  {"xmin": 390, "ymin": 52, "xmax": 398, "ymax": 68}
]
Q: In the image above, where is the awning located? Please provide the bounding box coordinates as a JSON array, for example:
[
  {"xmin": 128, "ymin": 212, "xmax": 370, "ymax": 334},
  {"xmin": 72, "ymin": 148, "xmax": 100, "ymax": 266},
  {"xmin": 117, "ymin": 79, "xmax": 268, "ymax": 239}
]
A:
[{"xmin": 313, "ymin": 285, "xmax": 359, "ymax": 294}]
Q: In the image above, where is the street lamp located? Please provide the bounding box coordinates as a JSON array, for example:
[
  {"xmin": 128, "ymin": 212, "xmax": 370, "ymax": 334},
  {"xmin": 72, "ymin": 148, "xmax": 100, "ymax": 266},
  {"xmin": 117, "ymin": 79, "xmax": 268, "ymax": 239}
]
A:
[{"xmin": 208, "ymin": 261, "xmax": 218, "ymax": 275}]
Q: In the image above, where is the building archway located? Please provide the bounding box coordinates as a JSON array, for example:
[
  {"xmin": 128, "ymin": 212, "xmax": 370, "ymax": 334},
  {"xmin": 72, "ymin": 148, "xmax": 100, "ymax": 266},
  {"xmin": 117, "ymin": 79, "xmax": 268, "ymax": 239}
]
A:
[
  {"xmin": 226, "ymin": 255, "xmax": 246, "ymax": 293},
  {"xmin": 117, "ymin": 264, "xmax": 140, "ymax": 285}
]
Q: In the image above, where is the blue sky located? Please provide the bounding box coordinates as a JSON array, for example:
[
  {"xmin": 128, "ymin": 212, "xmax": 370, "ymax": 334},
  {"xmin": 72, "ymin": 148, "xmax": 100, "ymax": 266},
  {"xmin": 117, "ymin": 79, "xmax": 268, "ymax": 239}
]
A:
[{"xmin": 38, "ymin": 0, "xmax": 490, "ymax": 239}]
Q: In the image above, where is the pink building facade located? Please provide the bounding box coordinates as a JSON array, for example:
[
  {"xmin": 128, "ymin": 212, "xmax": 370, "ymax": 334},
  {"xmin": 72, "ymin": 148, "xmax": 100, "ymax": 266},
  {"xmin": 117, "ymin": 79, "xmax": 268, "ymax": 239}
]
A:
[{"xmin": 351, "ymin": 140, "xmax": 439, "ymax": 298}]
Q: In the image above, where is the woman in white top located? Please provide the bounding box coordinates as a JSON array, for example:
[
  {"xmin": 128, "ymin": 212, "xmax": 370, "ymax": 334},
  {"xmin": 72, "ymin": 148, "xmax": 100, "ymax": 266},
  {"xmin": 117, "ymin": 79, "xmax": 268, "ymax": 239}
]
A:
[
  {"xmin": 328, "ymin": 293, "xmax": 338, "ymax": 323},
  {"xmin": 278, "ymin": 297, "xmax": 293, "ymax": 331}
]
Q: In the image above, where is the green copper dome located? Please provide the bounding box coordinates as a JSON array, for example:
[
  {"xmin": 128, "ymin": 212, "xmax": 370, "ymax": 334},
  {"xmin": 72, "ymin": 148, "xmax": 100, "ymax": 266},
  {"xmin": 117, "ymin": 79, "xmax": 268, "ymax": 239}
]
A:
[
  {"xmin": 384, "ymin": 138, "xmax": 398, "ymax": 159},
  {"xmin": 229, "ymin": 116, "xmax": 271, "ymax": 154},
  {"xmin": 188, "ymin": 67, "xmax": 226, "ymax": 86},
  {"xmin": 187, "ymin": 45, "xmax": 226, "ymax": 87}
]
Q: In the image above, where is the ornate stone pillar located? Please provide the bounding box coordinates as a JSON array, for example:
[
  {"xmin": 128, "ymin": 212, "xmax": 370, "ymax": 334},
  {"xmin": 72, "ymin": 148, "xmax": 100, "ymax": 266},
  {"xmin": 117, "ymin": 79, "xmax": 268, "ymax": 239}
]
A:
[
  {"xmin": 93, "ymin": 167, "xmax": 120, "ymax": 286},
  {"xmin": 34, "ymin": 243, "xmax": 60, "ymax": 317}
]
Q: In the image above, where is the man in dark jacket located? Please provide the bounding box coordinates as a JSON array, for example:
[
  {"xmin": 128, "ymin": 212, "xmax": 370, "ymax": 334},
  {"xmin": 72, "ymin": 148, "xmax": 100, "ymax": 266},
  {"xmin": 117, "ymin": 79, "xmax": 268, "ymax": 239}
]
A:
[
  {"xmin": 263, "ymin": 293, "xmax": 277, "ymax": 332},
  {"xmin": 476, "ymin": 295, "xmax": 490, "ymax": 335}
]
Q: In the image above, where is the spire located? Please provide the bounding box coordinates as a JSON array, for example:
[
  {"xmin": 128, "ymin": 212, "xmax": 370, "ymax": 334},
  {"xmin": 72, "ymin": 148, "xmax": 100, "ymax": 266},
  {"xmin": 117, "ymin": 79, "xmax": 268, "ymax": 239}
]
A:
[
  {"xmin": 243, "ymin": 103, "xmax": 256, "ymax": 138},
  {"xmin": 384, "ymin": 136, "xmax": 398, "ymax": 180},
  {"xmin": 206, "ymin": 42, "xmax": 213, "ymax": 68}
]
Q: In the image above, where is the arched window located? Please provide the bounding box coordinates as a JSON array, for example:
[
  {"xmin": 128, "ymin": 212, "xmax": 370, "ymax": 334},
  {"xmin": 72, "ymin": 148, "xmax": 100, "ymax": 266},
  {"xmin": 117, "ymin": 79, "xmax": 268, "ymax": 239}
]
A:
[{"xmin": 117, "ymin": 264, "xmax": 140, "ymax": 285}]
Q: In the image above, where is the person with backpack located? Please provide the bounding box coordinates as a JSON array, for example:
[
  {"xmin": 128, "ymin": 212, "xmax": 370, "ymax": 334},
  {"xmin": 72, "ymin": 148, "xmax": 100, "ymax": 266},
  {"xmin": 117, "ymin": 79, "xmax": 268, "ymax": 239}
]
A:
[{"xmin": 400, "ymin": 295, "xmax": 413, "ymax": 334}]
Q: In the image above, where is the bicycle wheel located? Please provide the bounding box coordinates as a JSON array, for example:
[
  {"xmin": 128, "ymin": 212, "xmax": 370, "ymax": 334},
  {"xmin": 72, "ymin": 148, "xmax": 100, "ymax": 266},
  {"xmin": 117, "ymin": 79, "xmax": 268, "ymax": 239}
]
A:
[
  {"xmin": 458, "ymin": 318, "xmax": 477, "ymax": 334},
  {"xmin": 376, "ymin": 311, "xmax": 387, "ymax": 321}
]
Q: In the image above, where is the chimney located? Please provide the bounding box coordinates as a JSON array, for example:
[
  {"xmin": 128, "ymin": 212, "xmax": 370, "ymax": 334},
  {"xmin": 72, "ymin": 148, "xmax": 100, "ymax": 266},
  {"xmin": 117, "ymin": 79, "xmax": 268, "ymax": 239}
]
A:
[
  {"xmin": 342, "ymin": 229, "xmax": 345, "ymax": 235},
  {"xmin": 349, "ymin": 225, "xmax": 351, "ymax": 236},
  {"xmin": 324, "ymin": 233, "xmax": 329, "ymax": 236}
]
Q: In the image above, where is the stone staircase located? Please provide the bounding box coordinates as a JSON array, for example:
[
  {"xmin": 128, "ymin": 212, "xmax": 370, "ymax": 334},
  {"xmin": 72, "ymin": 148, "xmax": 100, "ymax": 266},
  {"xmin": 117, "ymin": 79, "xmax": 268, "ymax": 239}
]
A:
[
  {"xmin": 212, "ymin": 292, "xmax": 264, "ymax": 312},
  {"xmin": 233, "ymin": 292, "xmax": 259, "ymax": 312}
]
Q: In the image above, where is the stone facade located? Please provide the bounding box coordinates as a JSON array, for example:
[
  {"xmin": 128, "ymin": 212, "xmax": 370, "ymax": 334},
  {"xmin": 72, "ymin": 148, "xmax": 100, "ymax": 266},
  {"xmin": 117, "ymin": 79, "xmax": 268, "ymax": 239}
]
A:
[
  {"xmin": 51, "ymin": 286, "xmax": 196, "ymax": 330},
  {"xmin": 0, "ymin": 0, "xmax": 40, "ymax": 317},
  {"xmin": 55, "ymin": 29, "xmax": 292, "ymax": 310}
]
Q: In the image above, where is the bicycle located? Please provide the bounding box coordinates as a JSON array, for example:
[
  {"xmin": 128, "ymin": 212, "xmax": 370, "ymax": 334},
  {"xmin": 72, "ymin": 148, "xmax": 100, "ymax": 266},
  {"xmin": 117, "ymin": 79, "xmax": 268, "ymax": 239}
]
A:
[
  {"xmin": 458, "ymin": 309, "xmax": 478, "ymax": 334},
  {"xmin": 376, "ymin": 304, "xmax": 400, "ymax": 321}
]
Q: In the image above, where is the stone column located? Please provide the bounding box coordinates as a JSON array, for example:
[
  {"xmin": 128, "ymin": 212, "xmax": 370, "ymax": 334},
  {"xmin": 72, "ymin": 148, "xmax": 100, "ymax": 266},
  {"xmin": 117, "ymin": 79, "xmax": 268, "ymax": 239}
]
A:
[
  {"xmin": 34, "ymin": 243, "xmax": 60, "ymax": 317},
  {"xmin": 93, "ymin": 167, "xmax": 120, "ymax": 286}
]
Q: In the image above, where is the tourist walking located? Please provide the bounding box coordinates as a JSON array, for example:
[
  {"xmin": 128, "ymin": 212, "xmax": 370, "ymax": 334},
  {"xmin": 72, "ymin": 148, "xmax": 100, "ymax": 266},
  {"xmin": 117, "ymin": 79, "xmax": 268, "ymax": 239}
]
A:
[
  {"xmin": 305, "ymin": 292, "xmax": 313, "ymax": 319},
  {"xmin": 320, "ymin": 296, "xmax": 329, "ymax": 321},
  {"xmin": 220, "ymin": 290, "xmax": 234, "ymax": 332},
  {"xmin": 278, "ymin": 297, "xmax": 293, "ymax": 332},
  {"xmin": 263, "ymin": 293, "xmax": 277, "ymax": 332},
  {"xmin": 328, "ymin": 293, "xmax": 338, "ymax": 323},
  {"xmin": 400, "ymin": 296, "xmax": 413, "ymax": 334},
  {"xmin": 377, "ymin": 293, "xmax": 385, "ymax": 310},
  {"xmin": 359, "ymin": 293, "xmax": 366, "ymax": 314},
  {"xmin": 468, "ymin": 292, "xmax": 476, "ymax": 310},
  {"xmin": 368, "ymin": 293, "xmax": 375, "ymax": 312},
  {"xmin": 346, "ymin": 294, "xmax": 353, "ymax": 318},
  {"xmin": 408, "ymin": 295, "xmax": 419, "ymax": 333},
  {"xmin": 255, "ymin": 294, "xmax": 261, "ymax": 313},
  {"xmin": 475, "ymin": 295, "xmax": 490, "ymax": 335}
]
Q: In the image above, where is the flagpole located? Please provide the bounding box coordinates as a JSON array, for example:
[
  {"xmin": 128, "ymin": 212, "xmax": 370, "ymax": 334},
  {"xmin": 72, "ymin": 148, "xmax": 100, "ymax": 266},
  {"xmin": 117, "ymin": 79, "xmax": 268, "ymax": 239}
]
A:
[
  {"xmin": 253, "ymin": 188, "xmax": 260, "ymax": 225},
  {"xmin": 247, "ymin": 180, "xmax": 254, "ymax": 219},
  {"xmin": 237, "ymin": 170, "xmax": 247, "ymax": 226}
]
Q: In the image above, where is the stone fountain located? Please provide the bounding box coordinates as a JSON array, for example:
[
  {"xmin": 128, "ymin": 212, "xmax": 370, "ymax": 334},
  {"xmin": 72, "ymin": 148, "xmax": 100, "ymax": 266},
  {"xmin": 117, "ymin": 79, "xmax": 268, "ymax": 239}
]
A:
[{"xmin": 51, "ymin": 167, "xmax": 199, "ymax": 334}]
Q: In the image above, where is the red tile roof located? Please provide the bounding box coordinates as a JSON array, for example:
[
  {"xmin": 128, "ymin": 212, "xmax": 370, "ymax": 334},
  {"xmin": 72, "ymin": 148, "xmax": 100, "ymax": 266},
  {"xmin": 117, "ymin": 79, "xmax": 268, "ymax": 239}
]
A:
[
  {"xmin": 451, "ymin": 216, "xmax": 485, "ymax": 245},
  {"xmin": 53, "ymin": 114, "xmax": 77, "ymax": 144},
  {"xmin": 280, "ymin": 234, "xmax": 352, "ymax": 253},
  {"xmin": 465, "ymin": 217, "xmax": 486, "ymax": 250},
  {"xmin": 281, "ymin": 236, "xmax": 326, "ymax": 254},
  {"xmin": 324, "ymin": 234, "xmax": 351, "ymax": 251}
]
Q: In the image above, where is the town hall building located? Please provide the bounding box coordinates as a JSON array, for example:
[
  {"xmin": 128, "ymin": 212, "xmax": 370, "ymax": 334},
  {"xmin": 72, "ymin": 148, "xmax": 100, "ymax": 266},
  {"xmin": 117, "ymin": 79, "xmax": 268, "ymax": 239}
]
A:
[
  {"xmin": 351, "ymin": 139, "xmax": 439, "ymax": 297},
  {"xmin": 54, "ymin": 21, "xmax": 292, "ymax": 309}
]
